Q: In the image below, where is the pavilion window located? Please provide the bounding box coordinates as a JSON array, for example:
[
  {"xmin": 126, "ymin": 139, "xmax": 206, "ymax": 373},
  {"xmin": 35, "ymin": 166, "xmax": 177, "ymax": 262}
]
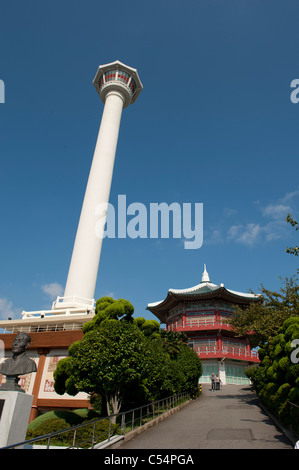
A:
[
  {"xmin": 189, "ymin": 338, "xmax": 216, "ymax": 351},
  {"xmin": 222, "ymin": 339, "xmax": 246, "ymax": 353}
]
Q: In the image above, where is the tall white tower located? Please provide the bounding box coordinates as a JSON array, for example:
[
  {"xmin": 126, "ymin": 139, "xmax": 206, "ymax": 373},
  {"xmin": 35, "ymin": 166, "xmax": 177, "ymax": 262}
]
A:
[{"xmin": 55, "ymin": 60, "xmax": 143, "ymax": 312}]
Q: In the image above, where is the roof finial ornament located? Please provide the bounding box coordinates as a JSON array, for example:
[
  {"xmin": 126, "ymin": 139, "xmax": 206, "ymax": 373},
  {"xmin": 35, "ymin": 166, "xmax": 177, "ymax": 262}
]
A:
[{"xmin": 201, "ymin": 264, "xmax": 210, "ymax": 283}]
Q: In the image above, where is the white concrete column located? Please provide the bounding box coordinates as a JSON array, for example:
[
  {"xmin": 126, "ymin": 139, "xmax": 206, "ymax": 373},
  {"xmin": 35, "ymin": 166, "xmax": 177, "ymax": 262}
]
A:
[
  {"xmin": 63, "ymin": 91, "xmax": 124, "ymax": 302},
  {"xmin": 218, "ymin": 360, "xmax": 226, "ymax": 385}
]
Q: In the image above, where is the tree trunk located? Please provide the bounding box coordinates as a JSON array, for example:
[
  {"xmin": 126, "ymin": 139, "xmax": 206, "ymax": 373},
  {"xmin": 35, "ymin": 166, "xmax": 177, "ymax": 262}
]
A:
[
  {"xmin": 110, "ymin": 389, "xmax": 122, "ymax": 424},
  {"xmin": 104, "ymin": 390, "xmax": 122, "ymax": 424}
]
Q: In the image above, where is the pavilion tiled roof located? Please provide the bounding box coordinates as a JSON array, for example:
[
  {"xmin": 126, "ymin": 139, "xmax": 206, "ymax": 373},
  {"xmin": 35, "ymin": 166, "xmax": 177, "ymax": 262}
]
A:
[{"xmin": 146, "ymin": 265, "xmax": 260, "ymax": 323}]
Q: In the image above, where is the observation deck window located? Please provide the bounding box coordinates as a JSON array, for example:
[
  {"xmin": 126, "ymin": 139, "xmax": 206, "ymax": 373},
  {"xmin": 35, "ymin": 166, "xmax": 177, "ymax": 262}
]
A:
[
  {"xmin": 117, "ymin": 71, "xmax": 130, "ymax": 84},
  {"xmin": 98, "ymin": 74, "xmax": 104, "ymax": 88},
  {"xmin": 129, "ymin": 77, "xmax": 136, "ymax": 94},
  {"xmin": 105, "ymin": 69, "xmax": 117, "ymax": 82},
  {"xmin": 98, "ymin": 70, "xmax": 137, "ymax": 96}
]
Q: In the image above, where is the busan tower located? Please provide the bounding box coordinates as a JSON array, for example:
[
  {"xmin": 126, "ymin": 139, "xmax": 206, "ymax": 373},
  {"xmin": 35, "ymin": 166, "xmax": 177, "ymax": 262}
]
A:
[
  {"xmin": 60, "ymin": 61, "xmax": 143, "ymax": 311},
  {"xmin": 22, "ymin": 60, "xmax": 143, "ymax": 318}
]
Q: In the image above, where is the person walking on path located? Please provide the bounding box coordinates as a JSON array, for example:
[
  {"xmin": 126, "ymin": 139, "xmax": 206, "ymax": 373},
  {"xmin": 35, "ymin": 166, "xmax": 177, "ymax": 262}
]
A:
[{"xmin": 210, "ymin": 373, "xmax": 216, "ymax": 391}]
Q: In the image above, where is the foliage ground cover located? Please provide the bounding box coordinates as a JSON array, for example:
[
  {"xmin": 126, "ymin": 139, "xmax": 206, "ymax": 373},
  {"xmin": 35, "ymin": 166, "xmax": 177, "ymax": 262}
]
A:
[
  {"xmin": 26, "ymin": 412, "xmax": 118, "ymax": 448},
  {"xmin": 246, "ymin": 316, "xmax": 299, "ymax": 436}
]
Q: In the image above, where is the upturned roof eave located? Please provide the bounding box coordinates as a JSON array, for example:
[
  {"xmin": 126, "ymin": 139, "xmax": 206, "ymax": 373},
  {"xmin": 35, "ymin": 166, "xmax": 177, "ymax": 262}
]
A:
[{"xmin": 147, "ymin": 287, "xmax": 260, "ymax": 324}]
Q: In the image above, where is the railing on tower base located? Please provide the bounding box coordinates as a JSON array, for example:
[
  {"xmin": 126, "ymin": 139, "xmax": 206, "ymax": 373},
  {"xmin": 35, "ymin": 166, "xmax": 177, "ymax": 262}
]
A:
[{"xmin": 52, "ymin": 296, "xmax": 95, "ymax": 311}]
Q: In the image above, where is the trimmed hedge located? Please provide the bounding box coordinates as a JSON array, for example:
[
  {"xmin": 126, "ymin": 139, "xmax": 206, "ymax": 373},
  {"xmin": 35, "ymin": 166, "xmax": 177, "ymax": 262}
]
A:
[
  {"xmin": 26, "ymin": 409, "xmax": 118, "ymax": 448},
  {"xmin": 246, "ymin": 317, "xmax": 299, "ymax": 436},
  {"xmin": 27, "ymin": 409, "xmax": 100, "ymax": 432}
]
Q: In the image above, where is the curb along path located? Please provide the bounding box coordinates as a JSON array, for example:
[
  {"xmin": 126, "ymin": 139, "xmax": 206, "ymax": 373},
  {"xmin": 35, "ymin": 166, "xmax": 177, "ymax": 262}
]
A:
[{"xmin": 118, "ymin": 385, "xmax": 293, "ymax": 449}]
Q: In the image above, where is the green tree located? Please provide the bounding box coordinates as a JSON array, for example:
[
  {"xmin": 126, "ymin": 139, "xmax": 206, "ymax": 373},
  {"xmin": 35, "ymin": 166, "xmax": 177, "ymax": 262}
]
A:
[
  {"xmin": 82, "ymin": 296, "xmax": 135, "ymax": 334},
  {"xmin": 134, "ymin": 317, "xmax": 161, "ymax": 338},
  {"xmin": 54, "ymin": 296, "xmax": 202, "ymax": 418},
  {"xmin": 246, "ymin": 317, "xmax": 299, "ymax": 431},
  {"xmin": 139, "ymin": 338, "xmax": 178, "ymax": 401},
  {"xmin": 175, "ymin": 344, "xmax": 203, "ymax": 394},
  {"xmin": 160, "ymin": 330, "xmax": 188, "ymax": 358},
  {"xmin": 228, "ymin": 276, "xmax": 299, "ymax": 347},
  {"xmin": 55, "ymin": 320, "xmax": 148, "ymax": 420}
]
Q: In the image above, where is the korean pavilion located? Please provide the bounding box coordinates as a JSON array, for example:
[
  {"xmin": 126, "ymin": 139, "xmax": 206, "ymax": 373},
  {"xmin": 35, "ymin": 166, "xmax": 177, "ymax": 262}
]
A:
[{"xmin": 147, "ymin": 266, "xmax": 260, "ymax": 385}]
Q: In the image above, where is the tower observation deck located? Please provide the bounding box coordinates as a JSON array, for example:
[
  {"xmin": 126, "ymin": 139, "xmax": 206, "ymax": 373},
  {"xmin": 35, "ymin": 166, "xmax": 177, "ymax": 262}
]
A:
[{"xmin": 93, "ymin": 61, "xmax": 143, "ymax": 108}]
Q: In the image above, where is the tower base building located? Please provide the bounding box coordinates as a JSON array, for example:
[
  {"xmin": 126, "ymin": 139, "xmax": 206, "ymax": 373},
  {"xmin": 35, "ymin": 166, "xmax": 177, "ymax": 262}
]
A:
[
  {"xmin": 0, "ymin": 311, "xmax": 93, "ymax": 422},
  {"xmin": 147, "ymin": 266, "xmax": 260, "ymax": 386}
]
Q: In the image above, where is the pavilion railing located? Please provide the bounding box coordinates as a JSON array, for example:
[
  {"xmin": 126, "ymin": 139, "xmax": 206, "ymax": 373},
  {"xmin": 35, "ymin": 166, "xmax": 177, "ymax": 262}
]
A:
[
  {"xmin": 192, "ymin": 346, "xmax": 259, "ymax": 360},
  {"xmin": 167, "ymin": 318, "xmax": 231, "ymax": 330}
]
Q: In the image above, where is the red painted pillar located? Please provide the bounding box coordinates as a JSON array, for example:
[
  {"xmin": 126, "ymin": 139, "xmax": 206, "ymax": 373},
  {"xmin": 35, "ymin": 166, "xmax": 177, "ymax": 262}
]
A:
[
  {"xmin": 216, "ymin": 333, "xmax": 222, "ymax": 353},
  {"xmin": 29, "ymin": 348, "xmax": 50, "ymax": 423},
  {"xmin": 182, "ymin": 311, "xmax": 186, "ymax": 329}
]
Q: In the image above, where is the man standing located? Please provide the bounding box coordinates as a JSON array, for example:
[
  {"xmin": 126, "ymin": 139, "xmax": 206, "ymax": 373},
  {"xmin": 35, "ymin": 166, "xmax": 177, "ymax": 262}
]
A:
[{"xmin": 210, "ymin": 373, "xmax": 216, "ymax": 391}]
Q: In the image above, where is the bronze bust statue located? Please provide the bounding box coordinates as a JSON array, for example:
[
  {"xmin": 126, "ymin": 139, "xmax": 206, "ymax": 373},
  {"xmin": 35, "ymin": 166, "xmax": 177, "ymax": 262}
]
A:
[{"xmin": 0, "ymin": 332, "xmax": 37, "ymax": 392}]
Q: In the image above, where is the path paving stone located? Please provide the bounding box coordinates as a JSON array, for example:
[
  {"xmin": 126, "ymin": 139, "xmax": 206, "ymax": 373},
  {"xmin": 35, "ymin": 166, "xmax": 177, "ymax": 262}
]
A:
[{"xmin": 119, "ymin": 384, "xmax": 293, "ymax": 449}]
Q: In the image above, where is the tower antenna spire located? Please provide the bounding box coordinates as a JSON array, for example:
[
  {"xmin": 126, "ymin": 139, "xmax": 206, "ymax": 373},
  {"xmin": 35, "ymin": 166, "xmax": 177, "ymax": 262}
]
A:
[{"xmin": 201, "ymin": 264, "xmax": 210, "ymax": 283}]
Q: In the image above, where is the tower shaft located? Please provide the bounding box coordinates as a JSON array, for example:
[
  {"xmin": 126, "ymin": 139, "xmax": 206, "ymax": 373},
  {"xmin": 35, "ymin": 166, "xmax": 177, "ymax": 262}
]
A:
[
  {"xmin": 57, "ymin": 61, "xmax": 143, "ymax": 310},
  {"xmin": 63, "ymin": 91, "xmax": 124, "ymax": 302}
]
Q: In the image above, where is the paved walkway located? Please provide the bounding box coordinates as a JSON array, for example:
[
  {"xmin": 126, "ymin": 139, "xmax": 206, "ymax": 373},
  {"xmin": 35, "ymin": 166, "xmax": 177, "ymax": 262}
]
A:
[{"xmin": 119, "ymin": 385, "xmax": 293, "ymax": 449}]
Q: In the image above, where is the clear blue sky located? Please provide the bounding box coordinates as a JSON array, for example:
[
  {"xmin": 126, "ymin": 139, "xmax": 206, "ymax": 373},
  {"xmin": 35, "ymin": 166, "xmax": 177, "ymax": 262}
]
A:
[{"xmin": 0, "ymin": 0, "xmax": 298, "ymax": 322}]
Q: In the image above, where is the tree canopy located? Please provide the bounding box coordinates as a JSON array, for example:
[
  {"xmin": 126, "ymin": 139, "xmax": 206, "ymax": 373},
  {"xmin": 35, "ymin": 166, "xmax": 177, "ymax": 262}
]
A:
[
  {"xmin": 229, "ymin": 213, "xmax": 299, "ymax": 347},
  {"xmin": 54, "ymin": 297, "xmax": 202, "ymax": 418},
  {"xmin": 246, "ymin": 317, "xmax": 299, "ymax": 433},
  {"xmin": 228, "ymin": 276, "xmax": 299, "ymax": 348}
]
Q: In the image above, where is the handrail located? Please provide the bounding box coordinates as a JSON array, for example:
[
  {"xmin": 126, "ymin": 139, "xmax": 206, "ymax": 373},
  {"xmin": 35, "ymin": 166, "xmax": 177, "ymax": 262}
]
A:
[
  {"xmin": 288, "ymin": 400, "xmax": 299, "ymax": 409},
  {"xmin": 0, "ymin": 391, "xmax": 190, "ymax": 449},
  {"xmin": 191, "ymin": 346, "xmax": 259, "ymax": 359},
  {"xmin": 0, "ymin": 323, "xmax": 84, "ymax": 334},
  {"xmin": 167, "ymin": 318, "xmax": 231, "ymax": 330},
  {"xmin": 52, "ymin": 296, "xmax": 95, "ymax": 309}
]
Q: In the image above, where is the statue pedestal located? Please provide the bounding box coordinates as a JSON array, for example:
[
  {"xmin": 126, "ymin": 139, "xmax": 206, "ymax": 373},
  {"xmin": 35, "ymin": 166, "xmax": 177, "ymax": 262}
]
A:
[{"xmin": 0, "ymin": 391, "xmax": 33, "ymax": 448}]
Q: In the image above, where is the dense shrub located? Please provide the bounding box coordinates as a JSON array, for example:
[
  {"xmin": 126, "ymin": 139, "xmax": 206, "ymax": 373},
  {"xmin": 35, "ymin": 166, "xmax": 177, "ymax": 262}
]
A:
[
  {"xmin": 54, "ymin": 297, "xmax": 202, "ymax": 415},
  {"xmin": 246, "ymin": 317, "xmax": 299, "ymax": 435},
  {"xmin": 26, "ymin": 416, "xmax": 118, "ymax": 448},
  {"xmin": 175, "ymin": 344, "xmax": 203, "ymax": 394},
  {"xmin": 27, "ymin": 409, "xmax": 100, "ymax": 433}
]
